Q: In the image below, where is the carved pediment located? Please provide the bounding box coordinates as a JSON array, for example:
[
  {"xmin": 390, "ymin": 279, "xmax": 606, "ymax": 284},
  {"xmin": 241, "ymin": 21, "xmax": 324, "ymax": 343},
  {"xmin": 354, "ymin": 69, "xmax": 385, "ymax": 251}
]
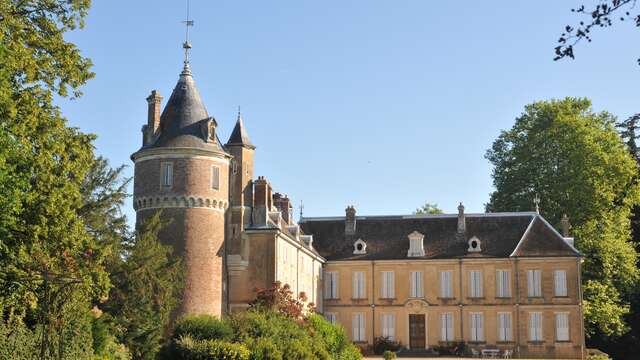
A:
[{"xmin": 405, "ymin": 298, "xmax": 429, "ymax": 313}]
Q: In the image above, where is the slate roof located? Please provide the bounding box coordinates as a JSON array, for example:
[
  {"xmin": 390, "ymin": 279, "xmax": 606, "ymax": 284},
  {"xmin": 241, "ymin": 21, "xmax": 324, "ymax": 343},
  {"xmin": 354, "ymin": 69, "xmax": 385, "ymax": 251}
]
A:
[
  {"xmin": 226, "ymin": 111, "xmax": 254, "ymax": 149},
  {"xmin": 146, "ymin": 64, "xmax": 225, "ymax": 152},
  {"xmin": 299, "ymin": 213, "xmax": 581, "ymax": 261}
]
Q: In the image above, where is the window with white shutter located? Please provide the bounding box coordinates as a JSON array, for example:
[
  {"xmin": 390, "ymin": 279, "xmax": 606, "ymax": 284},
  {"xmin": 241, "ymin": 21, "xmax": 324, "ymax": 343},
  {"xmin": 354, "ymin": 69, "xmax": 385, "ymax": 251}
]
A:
[
  {"xmin": 529, "ymin": 312, "xmax": 543, "ymax": 341},
  {"xmin": 381, "ymin": 271, "xmax": 395, "ymax": 299},
  {"xmin": 527, "ymin": 270, "xmax": 542, "ymax": 297},
  {"xmin": 469, "ymin": 270, "xmax": 483, "ymax": 298},
  {"xmin": 211, "ymin": 166, "xmax": 220, "ymax": 190},
  {"xmin": 352, "ymin": 271, "xmax": 366, "ymax": 299},
  {"xmin": 555, "ymin": 313, "xmax": 570, "ymax": 341},
  {"xmin": 352, "ymin": 313, "xmax": 365, "ymax": 341},
  {"xmin": 497, "ymin": 312, "xmax": 513, "ymax": 341},
  {"xmin": 325, "ymin": 312, "xmax": 337, "ymax": 325},
  {"xmin": 324, "ymin": 271, "xmax": 338, "ymax": 299},
  {"xmin": 470, "ymin": 312, "xmax": 484, "ymax": 341},
  {"xmin": 440, "ymin": 271, "xmax": 453, "ymax": 298},
  {"xmin": 381, "ymin": 313, "xmax": 396, "ymax": 340},
  {"xmin": 554, "ymin": 270, "xmax": 567, "ymax": 297},
  {"xmin": 161, "ymin": 162, "xmax": 173, "ymax": 187},
  {"xmin": 496, "ymin": 270, "xmax": 511, "ymax": 298},
  {"xmin": 410, "ymin": 271, "xmax": 423, "ymax": 298},
  {"xmin": 441, "ymin": 312, "xmax": 454, "ymax": 341}
]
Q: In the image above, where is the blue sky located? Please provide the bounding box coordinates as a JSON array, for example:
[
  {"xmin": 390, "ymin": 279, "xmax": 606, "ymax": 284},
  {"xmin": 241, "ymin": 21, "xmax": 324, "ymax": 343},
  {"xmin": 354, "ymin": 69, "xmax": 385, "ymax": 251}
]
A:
[{"xmin": 59, "ymin": 1, "xmax": 640, "ymax": 222}]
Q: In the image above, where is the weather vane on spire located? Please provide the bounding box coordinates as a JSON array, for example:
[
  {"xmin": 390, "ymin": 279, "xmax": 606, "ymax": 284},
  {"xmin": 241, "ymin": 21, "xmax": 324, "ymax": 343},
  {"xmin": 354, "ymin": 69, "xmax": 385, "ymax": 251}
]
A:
[{"xmin": 182, "ymin": 0, "xmax": 194, "ymax": 65}]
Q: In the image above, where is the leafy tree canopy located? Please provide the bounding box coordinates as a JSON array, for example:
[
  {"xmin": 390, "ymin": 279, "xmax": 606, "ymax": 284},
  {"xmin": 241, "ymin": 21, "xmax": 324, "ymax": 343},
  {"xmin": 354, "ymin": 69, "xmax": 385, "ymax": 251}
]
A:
[
  {"xmin": 486, "ymin": 97, "xmax": 640, "ymax": 337},
  {"xmin": 414, "ymin": 202, "xmax": 444, "ymax": 215}
]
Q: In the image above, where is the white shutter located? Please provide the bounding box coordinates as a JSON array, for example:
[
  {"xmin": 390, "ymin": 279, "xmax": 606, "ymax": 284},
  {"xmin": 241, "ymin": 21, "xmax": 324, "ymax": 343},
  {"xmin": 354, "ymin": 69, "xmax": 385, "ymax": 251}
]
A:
[
  {"xmin": 530, "ymin": 312, "xmax": 543, "ymax": 341},
  {"xmin": 556, "ymin": 313, "xmax": 569, "ymax": 341},
  {"xmin": 497, "ymin": 270, "xmax": 511, "ymax": 297},
  {"xmin": 359, "ymin": 314, "xmax": 365, "ymax": 341},
  {"xmin": 535, "ymin": 270, "xmax": 542, "ymax": 297},
  {"xmin": 478, "ymin": 313, "xmax": 484, "ymax": 341},
  {"xmin": 324, "ymin": 272, "xmax": 331, "ymax": 298},
  {"xmin": 332, "ymin": 273, "xmax": 338, "ymax": 298},
  {"xmin": 381, "ymin": 272, "xmax": 387, "ymax": 298},
  {"xmin": 381, "ymin": 271, "xmax": 394, "ymax": 298},
  {"xmin": 555, "ymin": 270, "xmax": 567, "ymax": 297},
  {"xmin": 441, "ymin": 314, "xmax": 447, "ymax": 341},
  {"xmin": 389, "ymin": 272, "xmax": 395, "ymax": 298},
  {"xmin": 441, "ymin": 271, "xmax": 452, "ymax": 298},
  {"xmin": 470, "ymin": 271, "xmax": 482, "ymax": 298},
  {"xmin": 498, "ymin": 313, "xmax": 505, "ymax": 341},
  {"xmin": 447, "ymin": 313, "xmax": 454, "ymax": 341},
  {"xmin": 410, "ymin": 271, "xmax": 423, "ymax": 298},
  {"xmin": 359, "ymin": 272, "xmax": 365, "ymax": 298},
  {"xmin": 352, "ymin": 315, "xmax": 358, "ymax": 341},
  {"xmin": 528, "ymin": 270, "xmax": 541, "ymax": 297},
  {"xmin": 382, "ymin": 314, "xmax": 396, "ymax": 340}
]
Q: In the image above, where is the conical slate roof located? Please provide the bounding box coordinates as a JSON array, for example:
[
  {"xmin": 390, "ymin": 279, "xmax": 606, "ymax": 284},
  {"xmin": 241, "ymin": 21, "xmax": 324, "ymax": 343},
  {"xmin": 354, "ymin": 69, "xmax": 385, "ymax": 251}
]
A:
[
  {"xmin": 150, "ymin": 64, "xmax": 224, "ymax": 151},
  {"xmin": 226, "ymin": 110, "xmax": 254, "ymax": 149}
]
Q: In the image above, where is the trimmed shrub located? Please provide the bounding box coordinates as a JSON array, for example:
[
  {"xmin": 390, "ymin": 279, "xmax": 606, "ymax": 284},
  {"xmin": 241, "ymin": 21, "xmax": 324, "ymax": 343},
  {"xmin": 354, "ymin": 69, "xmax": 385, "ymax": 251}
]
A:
[
  {"xmin": 245, "ymin": 337, "xmax": 283, "ymax": 360},
  {"xmin": 383, "ymin": 350, "xmax": 397, "ymax": 360},
  {"xmin": 174, "ymin": 315, "xmax": 233, "ymax": 341},
  {"xmin": 176, "ymin": 336, "xmax": 250, "ymax": 360},
  {"xmin": 372, "ymin": 337, "xmax": 402, "ymax": 355}
]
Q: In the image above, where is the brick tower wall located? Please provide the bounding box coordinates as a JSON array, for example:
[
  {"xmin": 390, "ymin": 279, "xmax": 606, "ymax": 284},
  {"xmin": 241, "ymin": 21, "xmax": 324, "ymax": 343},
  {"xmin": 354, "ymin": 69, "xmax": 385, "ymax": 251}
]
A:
[{"xmin": 133, "ymin": 153, "xmax": 229, "ymax": 317}]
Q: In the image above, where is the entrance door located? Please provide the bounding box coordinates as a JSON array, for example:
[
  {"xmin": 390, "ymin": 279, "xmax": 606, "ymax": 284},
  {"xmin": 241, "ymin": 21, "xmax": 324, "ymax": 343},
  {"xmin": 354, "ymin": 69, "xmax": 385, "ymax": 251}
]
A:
[{"xmin": 409, "ymin": 314, "xmax": 426, "ymax": 349}]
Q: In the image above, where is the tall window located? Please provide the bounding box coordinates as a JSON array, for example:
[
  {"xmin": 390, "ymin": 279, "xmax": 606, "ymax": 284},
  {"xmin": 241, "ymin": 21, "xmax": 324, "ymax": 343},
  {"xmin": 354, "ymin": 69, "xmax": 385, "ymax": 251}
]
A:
[
  {"xmin": 555, "ymin": 313, "xmax": 570, "ymax": 341},
  {"xmin": 554, "ymin": 270, "xmax": 567, "ymax": 297},
  {"xmin": 381, "ymin": 313, "xmax": 396, "ymax": 340},
  {"xmin": 496, "ymin": 270, "xmax": 511, "ymax": 298},
  {"xmin": 352, "ymin": 271, "xmax": 366, "ymax": 299},
  {"xmin": 440, "ymin": 271, "xmax": 453, "ymax": 298},
  {"xmin": 527, "ymin": 270, "xmax": 542, "ymax": 297},
  {"xmin": 211, "ymin": 165, "xmax": 220, "ymax": 190},
  {"xmin": 469, "ymin": 270, "xmax": 483, "ymax": 298},
  {"xmin": 161, "ymin": 162, "xmax": 173, "ymax": 187},
  {"xmin": 497, "ymin": 312, "xmax": 513, "ymax": 341},
  {"xmin": 410, "ymin": 271, "xmax": 423, "ymax": 298},
  {"xmin": 381, "ymin": 271, "xmax": 395, "ymax": 299},
  {"xmin": 352, "ymin": 313, "xmax": 365, "ymax": 341},
  {"xmin": 441, "ymin": 313, "xmax": 454, "ymax": 341},
  {"xmin": 470, "ymin": 312, "xmax": 484, "ymax": 341},
  {"xmin": 529, "ymin": 312, "xmax": 543, "ymax": 341},
  {"xmin": 324, "ymin": 271, "xmax": 338, "ymax": 299},
  {"xmin": 325, "ymin": 312, "xmax": 337, "ymax": 325}
]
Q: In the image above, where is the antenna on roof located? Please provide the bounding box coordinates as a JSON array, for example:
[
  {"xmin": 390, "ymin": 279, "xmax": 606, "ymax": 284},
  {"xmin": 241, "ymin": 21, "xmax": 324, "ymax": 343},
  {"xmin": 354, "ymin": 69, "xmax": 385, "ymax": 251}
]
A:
[{"xmin": 182, "ymin": 0, "xmax": 194, "ymax": 65}]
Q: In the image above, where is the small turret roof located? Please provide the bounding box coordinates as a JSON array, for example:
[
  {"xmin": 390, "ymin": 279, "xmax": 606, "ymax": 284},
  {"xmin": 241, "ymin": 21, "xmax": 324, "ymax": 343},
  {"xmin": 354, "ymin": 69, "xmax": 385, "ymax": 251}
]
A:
[
  {"xmin": 147, "ymin": 64, "xmax": 225, "ymax": 151},
  {"xmin": 226, "ymin": 109, "xmax": 254, "ymax": 149}
]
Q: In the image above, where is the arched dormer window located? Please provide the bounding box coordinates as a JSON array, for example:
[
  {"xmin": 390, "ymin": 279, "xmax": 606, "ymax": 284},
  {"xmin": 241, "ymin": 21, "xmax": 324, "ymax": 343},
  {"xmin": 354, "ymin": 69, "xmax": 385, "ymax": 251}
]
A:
[
  {"xmin": 353, "ymin": 239, "xmax": 367, "ymax": 254},
  {"xmin": 407, "ymin": 231, "xmax": 425, "ymax": 257},
  {"xmin": 467, "ymin": 236, "xmax": 482, "ymax": 253}
]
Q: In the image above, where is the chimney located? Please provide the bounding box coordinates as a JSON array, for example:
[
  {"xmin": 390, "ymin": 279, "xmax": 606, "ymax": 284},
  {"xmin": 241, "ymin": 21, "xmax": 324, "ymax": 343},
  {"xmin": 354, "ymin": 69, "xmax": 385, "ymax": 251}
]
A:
[
  {"xmin": 457, "ymin": 202, "xmax": 466, "ymax": 234},
  {"xmin": 273, "ymin": 193, "xmax": 292, "ymax": 225},
  {"xmin": 561, "ymin": 214, "xmax": 571, "ymax": 237},
  {"xmin": 145, "ymin": 90, "xmax": 163, "ymax": 144},
  {"xmin": 345, "ymin": 206, "xmax": 356, "ymax": 236},
  {"xmin": 252, "ymin": 176, "xmax": 269, "ymax": 226}
]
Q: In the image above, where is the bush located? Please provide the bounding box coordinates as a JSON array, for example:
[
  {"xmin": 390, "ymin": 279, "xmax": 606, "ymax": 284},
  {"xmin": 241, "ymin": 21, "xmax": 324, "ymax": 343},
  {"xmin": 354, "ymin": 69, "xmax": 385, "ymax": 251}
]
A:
[
  {"xmin": 245, "ymin": 337, "xmax": 282, "ymax": 360},
  {"xmin": 433, "ymin": 341, "xmax": 469, "ymax": 357},
  {"xmin": 176, "ymin": 336, "xmax": 250, "ymax": 360},
  {"xmin": 383, "ymin": 350, "xmax": 396, "ymax": 360},
  {"xmin": 174, "ymin": 315, "xmax": 233, "ymax": 341},
  {"xmin": 372, "ymin": 337, "xmax": 402, "ymax": 355}
]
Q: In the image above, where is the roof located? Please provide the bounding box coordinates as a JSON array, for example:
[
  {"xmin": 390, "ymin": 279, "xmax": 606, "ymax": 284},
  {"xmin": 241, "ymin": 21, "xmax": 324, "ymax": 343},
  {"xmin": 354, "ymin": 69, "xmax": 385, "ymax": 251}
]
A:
[
  {"xmin": 226, "ymin": 111, "xmax": 254, "ymax": 149},
  {"xmin": 145, "ymin": 64, "xmax": 226, "ymax": 152},
  {"xmin": 298, "ymin": 213, "xmax": 581, "ymax": 261}
]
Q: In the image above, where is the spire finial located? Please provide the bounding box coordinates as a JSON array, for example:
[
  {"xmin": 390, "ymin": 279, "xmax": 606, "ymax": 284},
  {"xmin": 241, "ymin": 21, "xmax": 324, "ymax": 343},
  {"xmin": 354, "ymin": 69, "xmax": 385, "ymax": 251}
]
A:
[
  {"xmin": 182, "ymin": 0, "xmax": 194, "ymax": 66},
  {"xmin": 533, "ymin": 194, "xmax": 541, "ymax": 214},
  {"xmin": 237, "ymin": 105, "xmax": 242, "ymax": 120}
]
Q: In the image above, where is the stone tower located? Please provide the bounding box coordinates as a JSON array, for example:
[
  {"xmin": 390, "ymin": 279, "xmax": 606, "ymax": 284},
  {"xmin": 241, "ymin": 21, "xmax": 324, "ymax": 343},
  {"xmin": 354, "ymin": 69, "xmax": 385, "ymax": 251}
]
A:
[
  {"xmin": 225, "ymin": 110, "xmax": 255, "ymax": 255},
  {"xmin": 131, "ymin": 63, "xmax": 231, "ymax": 317}
]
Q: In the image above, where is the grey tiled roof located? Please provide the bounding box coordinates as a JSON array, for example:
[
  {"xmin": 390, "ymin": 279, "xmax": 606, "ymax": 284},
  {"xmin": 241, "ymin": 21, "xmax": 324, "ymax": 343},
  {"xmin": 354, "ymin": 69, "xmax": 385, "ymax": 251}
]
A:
[
  {"xmin": 226, "ymin": 112, "xmax": 254, "ymax": 149},
  {"xmin": 299, "ymin": 213, "xmax": 581, "ymax": 261},
  {"xmin": 146, "ymin": 64, "xmax": 226, "ymax": 152}
]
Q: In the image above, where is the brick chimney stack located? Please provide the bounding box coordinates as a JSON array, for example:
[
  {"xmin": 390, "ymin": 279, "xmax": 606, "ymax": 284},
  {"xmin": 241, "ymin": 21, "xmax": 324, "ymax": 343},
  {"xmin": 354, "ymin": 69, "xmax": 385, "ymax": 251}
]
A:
[
  {"xmin": 345, "ymin": 206, "xmax": 356, "ymax": 236},
  {"xmin": 457, "ymin": 202, "xmax": 466, "ymax": 234},
  {"xmin": 273, "ymin": 193, "xmax": 292, "ymax": 225},
  {"xmin": 253, "ymin": 176, "xmax": 269, "ymax": 226},
  {"xmin": 145, "ymin": 90, "xmax": 163, "ymax": 144}
]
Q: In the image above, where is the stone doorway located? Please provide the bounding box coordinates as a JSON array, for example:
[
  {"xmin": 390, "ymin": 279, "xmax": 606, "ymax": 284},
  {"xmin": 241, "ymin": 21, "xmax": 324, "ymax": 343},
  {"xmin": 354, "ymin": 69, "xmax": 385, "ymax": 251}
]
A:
[{"xmin": 409, "ymin": 314, "xmax": 426, "ymax": 349}]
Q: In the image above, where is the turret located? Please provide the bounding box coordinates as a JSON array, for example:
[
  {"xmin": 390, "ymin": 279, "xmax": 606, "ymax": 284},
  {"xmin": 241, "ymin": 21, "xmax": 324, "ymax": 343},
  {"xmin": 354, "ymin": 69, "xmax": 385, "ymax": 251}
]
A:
[{"xmin": 131, "ymin": 62, "xmax": 231, "ymax": 317}]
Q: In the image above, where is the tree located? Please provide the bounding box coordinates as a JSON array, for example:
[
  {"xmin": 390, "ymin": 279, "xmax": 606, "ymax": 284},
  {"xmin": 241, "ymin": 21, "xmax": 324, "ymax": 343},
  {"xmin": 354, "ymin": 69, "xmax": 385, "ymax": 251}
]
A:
[
  {"xmin": 103, "ymin": 212, "xmax": 183, "ymax": 360},
  {"xmin": 486, "ymin": 97, "xmax": 640, "ymax": 338},
  {"xmin": 414, "ymin": 203, "xmax": 444, "ymax": 215},
  {"xmin": 555, "ymin": 1, "xmax": 640, "ymax": 65},
  {"xmin": 249, "ymin": 281, "xmax": 314, "ymax": 319}
]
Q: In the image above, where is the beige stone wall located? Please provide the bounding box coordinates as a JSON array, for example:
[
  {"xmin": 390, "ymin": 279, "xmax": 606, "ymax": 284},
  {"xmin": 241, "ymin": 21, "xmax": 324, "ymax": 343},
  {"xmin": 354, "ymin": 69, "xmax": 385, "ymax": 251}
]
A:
[{"xmin": 323, "ymin": 257, "xmax": 583, "ymax": 359}]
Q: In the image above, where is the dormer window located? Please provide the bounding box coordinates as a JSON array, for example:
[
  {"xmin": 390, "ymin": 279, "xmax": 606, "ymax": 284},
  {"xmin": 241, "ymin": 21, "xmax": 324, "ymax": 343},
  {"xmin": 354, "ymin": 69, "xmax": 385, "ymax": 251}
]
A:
[
  {"xmin": 468, "ymin": 236, "xmax": 482, "ymax": 253},
  {"xmin": 407, "ymin": 231, "xmax": 425, "ymax": 257},
  {"xmin": 353, "ymin": 239, "xmax": 367, "ymax": 254}
]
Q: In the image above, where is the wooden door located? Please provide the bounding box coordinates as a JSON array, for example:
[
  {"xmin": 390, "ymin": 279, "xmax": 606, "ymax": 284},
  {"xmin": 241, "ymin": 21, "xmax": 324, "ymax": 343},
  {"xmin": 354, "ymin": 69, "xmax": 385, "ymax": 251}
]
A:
[{"xmin": 409, "ymin": 314, "xmax": 426, "ymax": 349}]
